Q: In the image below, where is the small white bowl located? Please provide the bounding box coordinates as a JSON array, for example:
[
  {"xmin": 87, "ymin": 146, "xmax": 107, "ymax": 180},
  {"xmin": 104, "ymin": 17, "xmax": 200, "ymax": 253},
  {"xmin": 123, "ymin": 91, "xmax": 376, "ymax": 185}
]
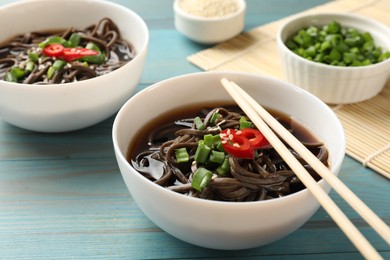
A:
[
  {"xmin": 174, "ymin": 0, "xmax": 246, "ymax": 44},
  {"xmin": 0, "ymin": 0, "xmax": 148, "ymax": 132},
  {"xmin": 277, "ymin": 13, "xmax": 390, "ymax": 104},
  {"xmin": 112, "ymin": 71, "xmax": 345, "ymax": 250}
]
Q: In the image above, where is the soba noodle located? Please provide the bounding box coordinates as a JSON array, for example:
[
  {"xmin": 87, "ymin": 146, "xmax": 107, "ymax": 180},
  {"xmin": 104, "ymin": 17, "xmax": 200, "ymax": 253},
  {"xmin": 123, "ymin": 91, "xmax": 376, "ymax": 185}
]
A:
[
  {"xmin": 129, "ymin": 105, "xmax": 328, "ymax": 202},
  {"xmin": 0, "ymin": 18, "xmax": 135, "ymax": 84}
]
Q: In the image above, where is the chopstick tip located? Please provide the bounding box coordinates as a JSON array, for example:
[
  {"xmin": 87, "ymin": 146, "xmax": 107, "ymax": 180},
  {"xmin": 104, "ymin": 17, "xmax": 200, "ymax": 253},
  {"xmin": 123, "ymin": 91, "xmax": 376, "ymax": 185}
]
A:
[{"xmin": 221, "ymin": 78, "xmax": 229, "ymax": 85}]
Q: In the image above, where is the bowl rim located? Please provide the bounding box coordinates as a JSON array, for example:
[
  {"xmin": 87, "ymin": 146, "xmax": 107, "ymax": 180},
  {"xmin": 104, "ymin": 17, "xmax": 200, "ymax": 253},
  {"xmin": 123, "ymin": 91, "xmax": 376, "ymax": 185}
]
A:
[
  {"xmin": 277, "ymin": 12, "xmax": 390, "ymax": 71},
  {"xmin": 0, "ymin": 0, "xmax": 149, "ymax": 90},
  {"xmin": 173, "ymin": 0, "xmax": 246, "ymax": 22},
  {"xmin": 112, "ymin": 71, "xmax": 346, "ymax": 208}
]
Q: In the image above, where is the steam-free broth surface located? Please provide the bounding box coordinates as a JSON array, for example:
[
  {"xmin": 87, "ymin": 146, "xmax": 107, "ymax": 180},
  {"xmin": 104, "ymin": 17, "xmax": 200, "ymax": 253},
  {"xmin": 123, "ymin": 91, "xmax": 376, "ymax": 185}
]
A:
[
  {"xmin": 128, "ymin": 102, "xmax": 328, "ymax": 202},
  {"xmin": 0, "ymin": 18, "xmax": 135, "ymax": 84}
]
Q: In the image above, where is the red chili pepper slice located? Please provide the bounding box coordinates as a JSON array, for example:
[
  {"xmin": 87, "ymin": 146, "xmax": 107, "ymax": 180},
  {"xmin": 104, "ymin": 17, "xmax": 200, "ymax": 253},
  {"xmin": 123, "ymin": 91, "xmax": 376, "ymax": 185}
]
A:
[
  {"xmin": 220, "ymin": 129, "xmax": 254, "ymax": 159},
  {"xmin": 237, "ymin": 128, "xmax": 269, "ymax": 148},
  {"xmin": 42, "ymin": 44, "xmax": 99, "ymax": 62},
  {"xmin": 61, "ymin": 47, "xmax": 99, "ymax": 62},
  {"xmin": 42, "ymin": 44, "xmax": 64, "ymax": 58}
]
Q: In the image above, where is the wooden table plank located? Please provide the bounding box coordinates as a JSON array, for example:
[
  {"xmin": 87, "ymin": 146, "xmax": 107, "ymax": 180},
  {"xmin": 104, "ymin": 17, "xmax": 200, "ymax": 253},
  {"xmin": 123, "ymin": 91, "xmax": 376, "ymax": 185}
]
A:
[{"xmin": 0, "ymin": 0, "xmax": 389, "ymax": 259}]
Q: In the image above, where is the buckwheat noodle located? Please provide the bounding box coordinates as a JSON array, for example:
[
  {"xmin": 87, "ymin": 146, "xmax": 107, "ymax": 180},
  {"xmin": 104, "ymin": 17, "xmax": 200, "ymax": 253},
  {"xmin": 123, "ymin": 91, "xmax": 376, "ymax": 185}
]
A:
[{"xmin": 131, "ymin": 106, "xmax": 329, "ymax": 202}]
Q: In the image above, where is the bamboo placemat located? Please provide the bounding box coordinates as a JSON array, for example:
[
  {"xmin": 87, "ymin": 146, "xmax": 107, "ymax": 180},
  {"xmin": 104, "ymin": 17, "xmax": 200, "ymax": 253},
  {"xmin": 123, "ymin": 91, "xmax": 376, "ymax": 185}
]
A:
[{"xmin": 187, "ymin": 0, "xmax": 390, "ymax": 179}]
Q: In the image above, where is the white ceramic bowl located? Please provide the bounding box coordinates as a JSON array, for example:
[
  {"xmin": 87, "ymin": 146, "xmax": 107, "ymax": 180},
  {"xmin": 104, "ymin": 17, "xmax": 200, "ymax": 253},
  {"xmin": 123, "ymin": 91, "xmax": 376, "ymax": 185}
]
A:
[
  {"xmin": 174, "ymin": 0, "xmax": 246, "ymax": 44},
  {"xmin": 277, "ymin": 13, "xmax": 390, "ymax": 104},
  {"xmin": 0, "ymin": 0, "xmax": 148, "ymax": 132},
  {"xmin": 112, "ymin": 71, "xmax": 345, "ymax": 250}
]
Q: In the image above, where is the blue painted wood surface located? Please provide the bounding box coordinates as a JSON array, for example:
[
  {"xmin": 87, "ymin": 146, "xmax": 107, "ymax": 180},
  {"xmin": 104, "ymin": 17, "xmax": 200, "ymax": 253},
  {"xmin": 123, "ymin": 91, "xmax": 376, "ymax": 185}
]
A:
[{"xmin": 0, "ymin": 0, "xmax": 389, "ymax": 259}]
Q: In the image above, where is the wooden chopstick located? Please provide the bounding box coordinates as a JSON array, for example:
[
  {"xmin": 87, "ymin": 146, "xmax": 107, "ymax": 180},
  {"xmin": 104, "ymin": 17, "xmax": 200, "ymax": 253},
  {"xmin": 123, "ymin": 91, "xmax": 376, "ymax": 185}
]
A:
[
  {"xmin": 226, "ymin": 79, "xmax": 390, "ymax": 245},
  {"xmin": 221, "ymin": 78, "xmax": 387, "ymax": 260}
]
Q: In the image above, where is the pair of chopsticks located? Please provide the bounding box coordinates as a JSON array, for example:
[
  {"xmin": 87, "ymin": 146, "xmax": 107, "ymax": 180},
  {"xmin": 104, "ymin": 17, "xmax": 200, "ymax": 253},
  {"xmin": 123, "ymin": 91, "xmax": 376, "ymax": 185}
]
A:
[{"xmin": 221, "ymin": 78, "xmax": 390, "ymax": 260}]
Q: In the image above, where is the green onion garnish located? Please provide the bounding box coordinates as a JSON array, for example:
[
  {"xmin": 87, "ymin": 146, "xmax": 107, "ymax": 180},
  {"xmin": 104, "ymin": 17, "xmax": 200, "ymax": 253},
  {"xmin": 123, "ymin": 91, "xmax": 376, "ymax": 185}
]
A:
[
  {"xmin": 28, "ymin": 53, "xmax": 39, "ymax": 62},
  {"xmin": 194, "ymin": 140, "xmax": 211, "ymax": 163},
  {"xmin": 47, "ymin": 66, "xmax": 55, "ymax": 79},
  {"xmin": 38, "ymin": 36, "xmax": 67, "ymax": 48},
  {"xmin": 192, "ymin": 167, "xmax": 212, "ymax": 192},
  {"xmin": 10, "ymin": 67, "xmax": 25, "ymax": 79},
  {"xmin": 52, "ymin": 60, "xmax": 66, "ymax": 71},
  {"xmin": 209, "ymin": 150, "xmax": 225, "ymax": 164},
  {"xmin": 175, "ymin": 148, "xmax": 189, "ymax": 163},
  {"xmin": 210, "ymin": 111, "xmax": 221, "ymax": 125},
  {"xmin": 239, "ymin": 116, "xmax": 252, "ymax": 129},
  {"xmin": 4, "ymin": 72, "xmax": 17, "ymax": 82},
  {"xmin": 216, "ymin": 158, "xmax": 230, "ymax": 175},
  {"xmin": 68, "ymin": 33, "xmax": 81, "ymax": 47},
  {"xmin": 203, "ymin": 134, "xmax": 213, "ymax": 148},
  {"xmin": 286, "ymin": 20, "xmax": 390, "ymax": 66},
  {"xmin": 25, "ymin": 61, "xmax": 35, "ymax": 73},
  {"xmin": 194, "ymin": 116, "xmax": 206, "ymax": 130}
]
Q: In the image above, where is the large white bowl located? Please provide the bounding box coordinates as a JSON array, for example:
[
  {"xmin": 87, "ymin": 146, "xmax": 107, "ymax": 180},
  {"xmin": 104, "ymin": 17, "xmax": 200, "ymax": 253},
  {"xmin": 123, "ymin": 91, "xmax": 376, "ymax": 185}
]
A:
[
  {"xmin": 0, "ymin": 0, "xmax": 148, "ymax": 132},
  {"xmin": 112, "ymin": 71, "xmax": 345, "ymax": 250},
  {"xmin": 277, "ymin": 13, "xmax": 390, "ymax": 104}
]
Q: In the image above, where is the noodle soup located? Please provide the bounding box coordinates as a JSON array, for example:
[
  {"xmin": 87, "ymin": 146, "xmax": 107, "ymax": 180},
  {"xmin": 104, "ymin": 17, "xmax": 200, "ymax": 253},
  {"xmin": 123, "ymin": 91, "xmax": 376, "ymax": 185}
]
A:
[
  {"xmin": 113, "ymin": 71, "xmax": 345, "ymax": 249},
  {"xmin": 0, "ymin": 18, "xmax": 135, "ymax": 84},
  {"xmin": 128, "ymin": 102, "xmax": 329, "ymax": 202},
  {"xmin": 0, "ymin": 0, "xmax": 148, "ymax": 132}
]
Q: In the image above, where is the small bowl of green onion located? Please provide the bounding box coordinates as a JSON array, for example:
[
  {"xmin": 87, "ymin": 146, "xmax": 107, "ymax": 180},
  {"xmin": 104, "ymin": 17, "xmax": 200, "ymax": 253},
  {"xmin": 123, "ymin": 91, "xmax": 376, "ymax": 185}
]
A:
[{"xmin": 277, "ymin": 13, "xmax": 390, "ymax": 104}]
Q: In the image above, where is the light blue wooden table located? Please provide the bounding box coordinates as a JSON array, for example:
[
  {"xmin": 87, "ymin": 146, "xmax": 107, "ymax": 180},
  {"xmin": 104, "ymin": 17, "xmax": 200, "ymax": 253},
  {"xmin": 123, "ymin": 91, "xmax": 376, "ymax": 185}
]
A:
[{"xmin": 0, "ymin": 0, "xmax": 389, "ymax": 259}]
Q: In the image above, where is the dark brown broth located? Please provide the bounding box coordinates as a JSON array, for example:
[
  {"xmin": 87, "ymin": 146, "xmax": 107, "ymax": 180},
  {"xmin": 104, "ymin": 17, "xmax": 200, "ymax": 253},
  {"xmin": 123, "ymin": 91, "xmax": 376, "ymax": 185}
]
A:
[{"xmin": 127, "ymin": 102, "xmax": 321, "ymax": 162}]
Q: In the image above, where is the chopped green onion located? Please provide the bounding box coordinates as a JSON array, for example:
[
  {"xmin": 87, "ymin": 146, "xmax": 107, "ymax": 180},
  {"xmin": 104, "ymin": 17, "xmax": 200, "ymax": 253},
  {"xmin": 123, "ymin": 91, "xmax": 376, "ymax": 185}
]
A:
[
  {"xmin": 10, "ymin": 67, "xmax": 25, "ymax": 79},
  {"xmin": 47, "ymin": 66, "xmax": 55, "ymax": 79},
  {"xmin": 194, "ymin": 140, "xmax": 211, "ymax": 163},
  {"xmin": 209, "ymin": 150, "xmax": 225, "ymax": 164},
  {"xmin": 379, "ymin": 51, "xmax": 390, "ymax": 62},
  {"xmin": 211, "ymin": 134, "xmax": 220, "ymax": 145},
  {"xmin": 38, "ymin": 36, "xmax": 67, "ymax": 48},
  {"xmin": 285, "ymin": 40, "xmax": 297, "ymax": 50},
  {"xmin": 210, "ymin": 112, "xmax": 221, "ymax": 125},
  {"xmin": 25, "ymin": 61, "xmax": 35, "ymax": 72},
  {"xmin": 306, "ymin": 26, "xmax": 318, "ymax": 37},
  {"xmin": 210, "ymin": 134, "xmax": 224, "ymax": 152},
  {"xmin": 52, "ymin": 60, "xmax": 66, "ymax": 70},
  {"xmin": 286, "ymin": 21, "xmax": 390, "ymax": 66},
  {"xmin": 175, "ymin": 148, "xmax": 189, "ymax": 163},
  {"xmin": 192, "ymin": 167, "xmax": 212, "ymax": 192},
  {"xmin": 320, "ymin": 41, "xmax": 331, "ymax": 52},
  {"xmin": 216, "ymin": 158, "xmax": 230, "ymax": 175},
  {"xmin": 239, "ymin": 116, "xmax": 252, "ymax": 129},
  {"xmin": 28, "ymin": 53, "xmax": 39, "ymax": 62},
  {"xmin": 4, "ymin": 72, "xmax": 17, "ymax": 82},
  {"xmin": 328, "ymin": 48, "xmax": 341, "ymax": 62},
  {"xmin": 216, "ymin": 141, "xmax": 225, "ymax": 152},
  {"xmin": 194, "ymin": 116, "xmax": 206, "ymax": 130},
  {"xmin": 211, "ymin": 134, "xmax": 220, "ymax": 142},
  {"xmin": 82, "ymin": 53, "xmax": 105, "ymax": 64},
  {"xmin": 203, "ymin": 134, "xmax": 213, "ymax": 148},
  {"xmin": 68, "ymin": 33, "xmax": 81, "ymax": 47},
  {"xmin": 325, "ymin": 21, "xmax": 341, "ymax": 34},
  {"xmin": 361, "ymin": 32, "xmax": 373, "ymax": 42},
  {"xmin": 305, "ymin": 46, "xmax": 316, "ymax": 58},
  {"xmin": 86, "ymin": 42, "xmax": 101, "ymax": 52}
]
